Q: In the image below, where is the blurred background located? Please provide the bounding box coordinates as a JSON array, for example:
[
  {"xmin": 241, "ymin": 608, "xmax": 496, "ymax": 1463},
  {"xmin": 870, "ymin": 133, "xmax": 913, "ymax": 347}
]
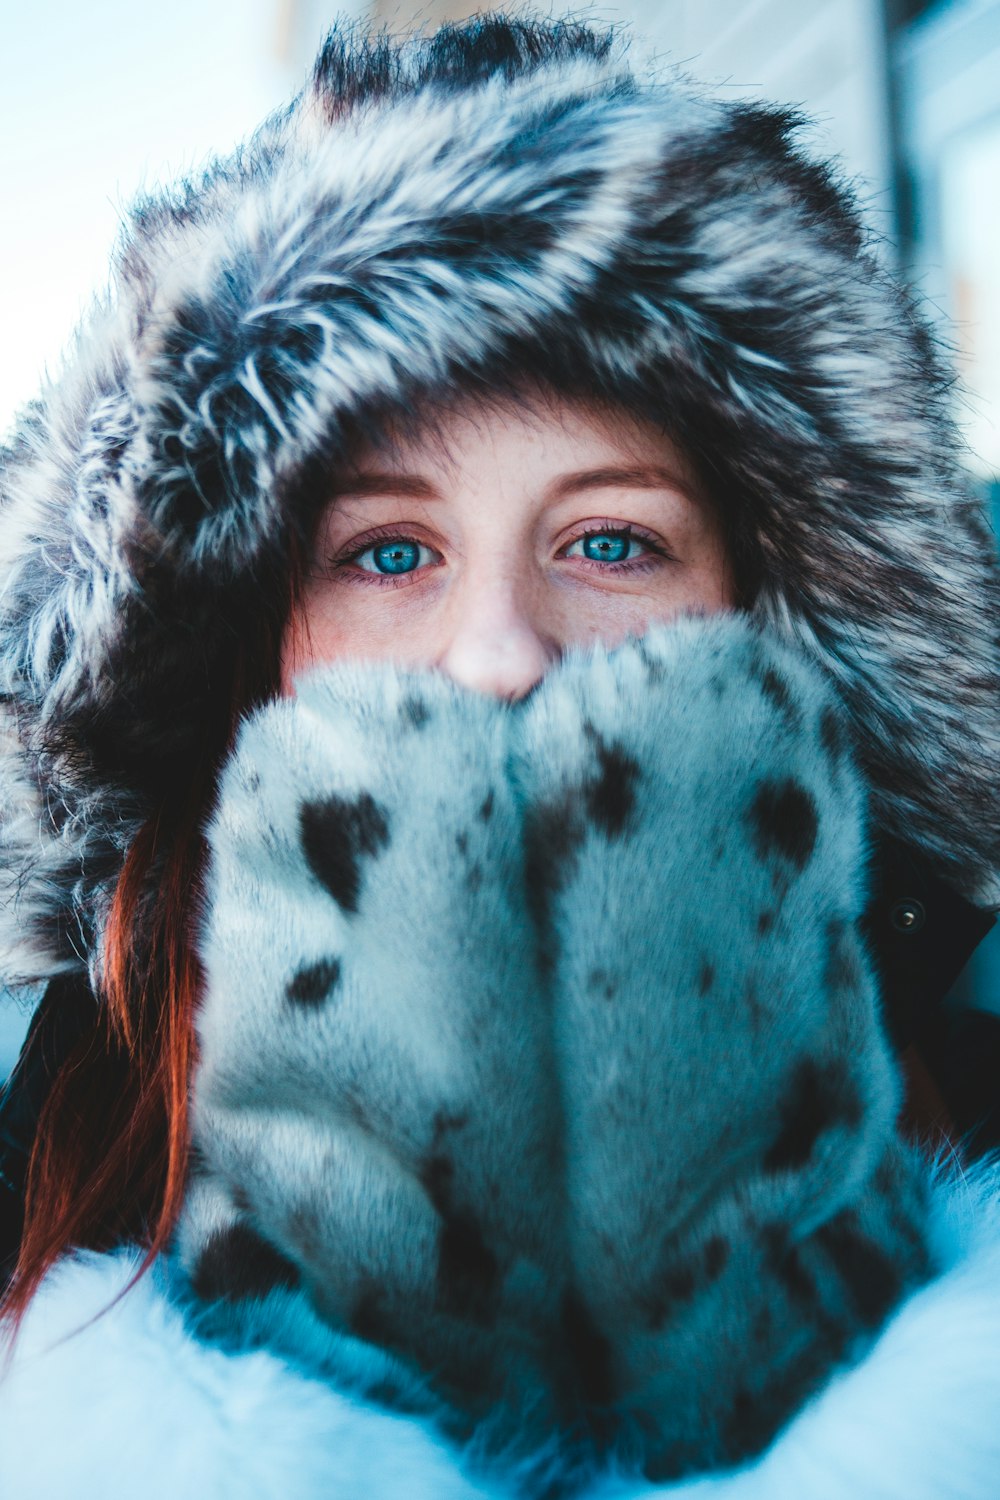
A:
[{"xmin": 1, "ymin": 0, "xmax": 998, "ymax": 1070}]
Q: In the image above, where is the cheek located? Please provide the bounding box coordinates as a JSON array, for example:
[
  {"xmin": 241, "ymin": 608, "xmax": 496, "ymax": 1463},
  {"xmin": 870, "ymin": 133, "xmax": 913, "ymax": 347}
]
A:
[
  {"xmin": 279, "ymin": 586, "xmax": 439, "ymax": 694},
  {"xmin": 279, "ymin": 610, "xmax": 315, "ymax": 697},
  {"xmin": 649, "ymin": 530, "xmax": 737, "ymax": 621},
  {"xmin": 280, "ymin": 586, "xmax": 358, "ymax": 695},
  {"xmin": 673, "ymin": 545, "xmax": 737, "ymax": 613},
  {"xmin": 280, "ymin": 596, "xmax": 368, "ymax": 695},
  {"xmin": 277, "ymin": 608, "xmax": 306, "ymax": 696},
  {"xmin": 558, "ymin": 553, "xmax": 735, "ymax": 654}
]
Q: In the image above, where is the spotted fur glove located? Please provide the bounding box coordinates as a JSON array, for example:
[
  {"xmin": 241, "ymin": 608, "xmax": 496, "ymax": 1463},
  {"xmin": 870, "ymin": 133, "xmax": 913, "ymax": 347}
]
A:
[
  {"xmin": 178, "ymin": 663, "xmax": 571, "ymax": 1430},
  {"xmin": 173, "ymin": 616, "xmax": 931, "ymax": 1482},
  {"xmin": 512, "ymin": 621, "xmax": 931, "ymax": 1476}
]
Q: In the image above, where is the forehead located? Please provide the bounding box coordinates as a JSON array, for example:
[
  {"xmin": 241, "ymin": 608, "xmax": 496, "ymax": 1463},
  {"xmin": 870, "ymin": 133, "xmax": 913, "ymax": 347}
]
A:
[{"xmin": 337, "ymin": 387, "xmax": 702, "ymax": 491}]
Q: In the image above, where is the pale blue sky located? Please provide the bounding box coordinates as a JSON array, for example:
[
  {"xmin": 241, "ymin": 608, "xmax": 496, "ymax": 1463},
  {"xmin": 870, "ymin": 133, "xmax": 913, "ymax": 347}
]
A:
[{"xmin": 0, "ymin": 0, "xmax": 325, "ymax": 436}]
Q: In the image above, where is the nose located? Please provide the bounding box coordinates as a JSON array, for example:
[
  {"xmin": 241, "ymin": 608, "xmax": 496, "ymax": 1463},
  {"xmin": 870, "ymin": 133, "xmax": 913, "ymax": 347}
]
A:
[{"xmin": 437, "ymin": 582, "xmax": 556, "ymax": 701}]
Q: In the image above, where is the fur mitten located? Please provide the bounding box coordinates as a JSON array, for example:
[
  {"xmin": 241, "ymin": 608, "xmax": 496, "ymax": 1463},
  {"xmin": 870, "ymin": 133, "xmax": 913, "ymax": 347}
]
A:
[{"xmin": 173, "ymin": 617, "xmax": 931, "ymax": 1483}]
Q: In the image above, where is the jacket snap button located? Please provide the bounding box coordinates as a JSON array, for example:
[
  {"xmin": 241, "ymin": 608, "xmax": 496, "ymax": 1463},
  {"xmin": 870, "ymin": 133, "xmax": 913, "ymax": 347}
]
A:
[{"xmin": 890, "ymin": 898, "xmax": 926, "ymax": 934}]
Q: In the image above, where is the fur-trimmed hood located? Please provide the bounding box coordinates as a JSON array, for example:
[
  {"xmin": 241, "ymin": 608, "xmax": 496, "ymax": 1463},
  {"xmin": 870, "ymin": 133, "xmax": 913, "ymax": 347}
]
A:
[{"xmin": 0, "ymin": 13, "xmax": 998, "ymax": 986}]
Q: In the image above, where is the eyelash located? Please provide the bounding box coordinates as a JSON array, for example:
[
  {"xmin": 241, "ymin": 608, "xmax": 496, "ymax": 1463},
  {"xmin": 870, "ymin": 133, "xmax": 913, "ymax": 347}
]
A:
[
  {"xmin": 328, "ymin": 526, "xmax": 441, "ymax": 589},
  {"xmin": 328, "ymin": 521, "xmax": 672, "ymax": 586},
  {"xmin": 570, "ymin": 524, "xmax": 667, "ymax": 573}
]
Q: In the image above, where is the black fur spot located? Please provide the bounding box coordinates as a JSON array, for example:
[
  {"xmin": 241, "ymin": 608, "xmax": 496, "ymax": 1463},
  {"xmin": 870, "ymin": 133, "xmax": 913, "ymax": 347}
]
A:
[
  {"xmin": 703, "ymin": 1235, "xmax": 730, "ymax": 1282},
  {"xmin": 815, "ymin": 1212, "xmax": 902, "ymax": 1329},
  {"xmin": 351, "ymin": 1277, "xmax": 389, "ymax": 1343},
  {"xmin": 583, "ymin": 728, "xmax": 640, "ymax": 838},
  {"xmin": 698, "ymin": 961, "xmax": 715, "ymax": 996},
  {"xmin": 722, "ymin": 1389, "xmax": 768, "ymax": 1460},
  {"xmin": 748, "ymin": 779, "xmax": 818, "ymax": 869},
  {"xmin": 285, "ymin": 957, "xmax": 341, "ymax": 1005},
  {"xmin": 455, "ymin": 829, "xmax": 469, "ymax": 857},
  {"xmin": 479, "ymin": 790, "xmax": 495, "ymax": 822},
  {"xmin": 437, "ymin": 1213, "xmax": 500, "ymax": 1325},
  {"xmin": 423, "ymin": 1136, "xmax": 497, "ymax": 1320},
  {"xmin": 721, "ymin": 1345, "xmax": 832, "ymax": 1465},
  {"xmin": 422, "ymin": 1153, "xmax": 500, "ymax": 1325},
  {"xmin": 760, "ymin": 1225, "xmax": 817, "ymax": 1313},
  {"xmin": 192, "ymin": 1223, "xmax": 299, "ymax": 1304},
  {"xmin": 184, "ymin": 1145, "xmax": 212, "ymax": 1184},
  {"xmin": 657, "ymin": 1263, "xmax": 698, "ymax": 1309},
  {"xmin": 422, "ymin": 1151, "xmax": 456, "ymax": 1211},
  {"xmin": 300, "ymin": 792, "xmax": 390, "ymax": 913},
  {"xmin": 634, "ymin": 637, "xmax": 666, "ymax": 683},
  {"xmin": 645, "ymin": 1236, "xmax": 729, "ymax": 1331},
  {"xmin": 432, "ymin": 1109, "xmax": 470, "ymax": 1146},
  {"xmin": 400, "ymin": 695, "xmax": 430, "ymax": 729},
  {"xmin": 757, "ymin": 910, "xmax": 775, "ymax": 935},
  {"xmin": 562, "ymin": 1290, "xmax": 614, "ymax": 1409},
  {"xmin": 757, "ymin": 665, "xmax": 802, "ymax": 729},
  {"xmin": 466, "ymin": 863, "xmax": 483, "ymax": 893},
  {"xmin": 765, "ymin": 1058, "xmax": 862, "ymax": 1172},
  {"xmin": 523, "ymin": 795, "xmax": 584, "ymax": 942},
  {"xmin": 588, "ymin": 967, "xmax": 617, "ymax": 1001}
]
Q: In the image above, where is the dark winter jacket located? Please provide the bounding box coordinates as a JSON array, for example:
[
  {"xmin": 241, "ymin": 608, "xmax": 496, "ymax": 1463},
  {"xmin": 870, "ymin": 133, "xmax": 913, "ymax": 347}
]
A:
[{"xmin": 1, "ymin": 15, "xmax": 999, "ymax": 1497}]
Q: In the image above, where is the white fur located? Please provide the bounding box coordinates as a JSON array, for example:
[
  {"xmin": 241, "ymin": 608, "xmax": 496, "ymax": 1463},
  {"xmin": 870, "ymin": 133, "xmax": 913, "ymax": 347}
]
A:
[
  {"xmin": 0, "ymin": 1252, "xmax": 497, "ymax": 1500},
  {"xmin": 1, "ymin": 1163, "xmax": 998, "ymax": 1499}
]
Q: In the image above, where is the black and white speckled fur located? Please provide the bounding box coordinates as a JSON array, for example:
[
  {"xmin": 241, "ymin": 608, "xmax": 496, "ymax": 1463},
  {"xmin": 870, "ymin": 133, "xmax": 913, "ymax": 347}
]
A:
[
  {"xmin": 0, "ymin": 15, "xmax": 998, "ymax": 991},
  {"xmin": 175, "ymin": 617, "xmax": 931, "ymax": 1482}
]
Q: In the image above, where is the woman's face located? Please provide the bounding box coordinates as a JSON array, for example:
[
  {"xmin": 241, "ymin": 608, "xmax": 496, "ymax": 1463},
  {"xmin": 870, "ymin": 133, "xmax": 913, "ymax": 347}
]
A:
[{"xmin": 281, "ymin": 393, "xmax": 734, "ymax": 699}]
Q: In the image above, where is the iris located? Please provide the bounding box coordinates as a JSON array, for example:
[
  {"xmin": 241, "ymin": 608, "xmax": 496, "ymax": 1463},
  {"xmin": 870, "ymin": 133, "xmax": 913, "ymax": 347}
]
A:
[
  {"xmin": 373, "ymin": 540, "xmax": 420, "ymax": 574},
  {"xmin": 582, "ymin": 532, "xmax": 630, "ymax": 563}
]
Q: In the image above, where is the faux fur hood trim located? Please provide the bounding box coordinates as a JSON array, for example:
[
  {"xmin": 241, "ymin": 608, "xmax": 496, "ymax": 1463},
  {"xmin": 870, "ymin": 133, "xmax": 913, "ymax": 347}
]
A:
[
  {"xmin": 0, "ymin": 14, "xmax": 998, "ymax": 984},
  {"xmin": 1, "ymin": 1160, "xmax": 999, "ymax": 1499}
]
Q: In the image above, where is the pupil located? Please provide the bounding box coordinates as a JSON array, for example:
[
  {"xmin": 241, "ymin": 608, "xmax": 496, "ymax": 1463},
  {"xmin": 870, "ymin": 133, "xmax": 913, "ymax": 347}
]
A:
[
  {"xmin": 583, "ymin": 532, "xmax": 629, "ymax": 563},
  {"xmin": 374, "ymin": 540, "xmax": 419, "ymax": 574}
]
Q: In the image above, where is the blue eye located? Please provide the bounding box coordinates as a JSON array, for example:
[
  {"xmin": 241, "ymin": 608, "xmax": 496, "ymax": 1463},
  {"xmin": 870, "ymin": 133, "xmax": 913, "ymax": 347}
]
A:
[
  {"xmin": 354, "ymin": 539, "xmax": 434, "ymax": 575},
  {"xmin": 566, "ymin": 530, "xmax": 644, "ymax": 564}
]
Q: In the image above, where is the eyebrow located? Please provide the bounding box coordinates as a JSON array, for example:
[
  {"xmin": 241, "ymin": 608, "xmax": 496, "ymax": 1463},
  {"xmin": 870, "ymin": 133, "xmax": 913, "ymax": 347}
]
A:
[
  {"xmin": 546, "ymin": 465, "xmax": 690, "ymax": 499},
  {"xmin": 329, "ymin": 465, "xmax": 689, "ymax": 502},
  {"xmin": 329, "ymin": 473, "xmax": 440, "ymax": 500}
]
